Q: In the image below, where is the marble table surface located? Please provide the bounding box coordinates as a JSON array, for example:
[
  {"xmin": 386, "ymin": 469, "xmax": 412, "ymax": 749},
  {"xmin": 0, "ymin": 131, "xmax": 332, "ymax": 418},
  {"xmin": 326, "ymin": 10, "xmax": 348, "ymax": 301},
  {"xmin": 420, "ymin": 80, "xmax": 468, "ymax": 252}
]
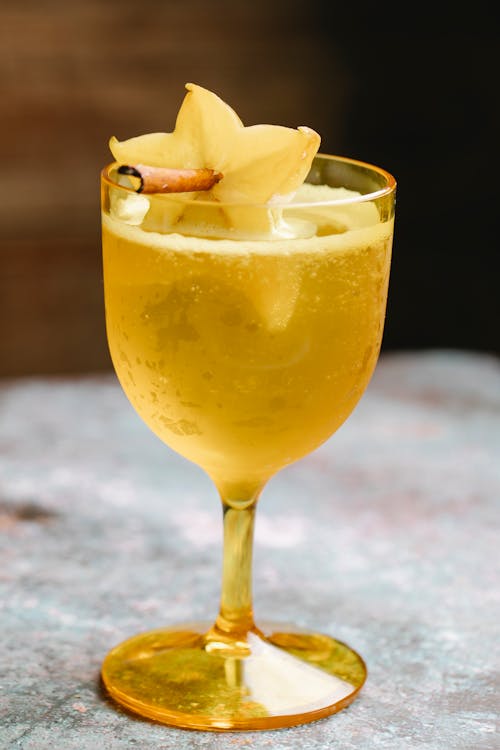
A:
[{"xmin": 1, "ymin": 350, "xmax": 499, "ymax": 749}]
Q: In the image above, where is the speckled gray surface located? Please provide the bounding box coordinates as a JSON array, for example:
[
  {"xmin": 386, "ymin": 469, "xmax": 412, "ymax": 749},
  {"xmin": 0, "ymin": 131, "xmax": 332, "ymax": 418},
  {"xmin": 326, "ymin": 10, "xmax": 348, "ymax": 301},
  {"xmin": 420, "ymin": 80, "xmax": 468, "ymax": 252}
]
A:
[{"xmin": 1, "ymin": 350, "xmax": 499, "ymax": 749}]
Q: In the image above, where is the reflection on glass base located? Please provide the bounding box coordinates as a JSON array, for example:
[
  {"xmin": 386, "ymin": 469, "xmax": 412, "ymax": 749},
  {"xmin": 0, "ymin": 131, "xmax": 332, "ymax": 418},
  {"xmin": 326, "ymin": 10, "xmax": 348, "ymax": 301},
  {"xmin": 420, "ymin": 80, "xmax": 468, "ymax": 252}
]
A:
[{"xmin": 101, "ymin": 621, "xmax": 367, "ymax": 731}]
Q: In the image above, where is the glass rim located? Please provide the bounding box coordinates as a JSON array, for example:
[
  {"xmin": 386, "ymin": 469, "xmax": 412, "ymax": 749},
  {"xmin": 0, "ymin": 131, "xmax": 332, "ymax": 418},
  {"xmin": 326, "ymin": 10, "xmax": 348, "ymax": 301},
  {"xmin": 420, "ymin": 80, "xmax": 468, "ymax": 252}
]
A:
[{"xmin": 101, "ymin": 153, "xmax": 396, "ymax": 210}]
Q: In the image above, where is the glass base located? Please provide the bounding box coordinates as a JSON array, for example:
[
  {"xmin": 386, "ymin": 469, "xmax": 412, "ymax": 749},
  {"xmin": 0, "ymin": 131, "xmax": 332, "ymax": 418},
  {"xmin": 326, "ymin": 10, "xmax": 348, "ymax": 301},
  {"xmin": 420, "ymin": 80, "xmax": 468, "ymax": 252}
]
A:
[{"xmin": 101, "ymin": 621, "xmax": 367, "ymax": 731}]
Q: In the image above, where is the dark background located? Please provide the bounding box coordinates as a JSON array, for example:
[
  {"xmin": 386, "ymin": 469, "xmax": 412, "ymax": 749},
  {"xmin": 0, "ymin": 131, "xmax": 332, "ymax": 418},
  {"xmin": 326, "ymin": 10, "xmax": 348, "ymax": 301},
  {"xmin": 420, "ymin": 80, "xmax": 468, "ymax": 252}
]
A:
[{"xmin": 1, "ymin": 3, "xmax": 498, "ymax": 377}]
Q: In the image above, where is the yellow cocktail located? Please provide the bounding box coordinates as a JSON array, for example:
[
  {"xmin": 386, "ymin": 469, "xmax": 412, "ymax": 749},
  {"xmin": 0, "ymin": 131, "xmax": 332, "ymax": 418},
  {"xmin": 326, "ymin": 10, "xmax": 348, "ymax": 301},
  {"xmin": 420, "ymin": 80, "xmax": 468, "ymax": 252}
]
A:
[
  {"xmin": 100, "ymin": 83, "xmax": 396, "ymax": 731},
  {"xmin": 103, "ymin": 186, "xmax": 392, "ymax": 499}
]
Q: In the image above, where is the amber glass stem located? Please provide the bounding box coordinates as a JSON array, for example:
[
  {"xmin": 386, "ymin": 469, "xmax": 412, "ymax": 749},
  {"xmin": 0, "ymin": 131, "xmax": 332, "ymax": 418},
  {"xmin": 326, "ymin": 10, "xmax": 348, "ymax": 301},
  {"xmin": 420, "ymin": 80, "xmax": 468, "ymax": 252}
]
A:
[{"xmin": 215, "ymin": 499, "xmax": 258, "ymax": 636}]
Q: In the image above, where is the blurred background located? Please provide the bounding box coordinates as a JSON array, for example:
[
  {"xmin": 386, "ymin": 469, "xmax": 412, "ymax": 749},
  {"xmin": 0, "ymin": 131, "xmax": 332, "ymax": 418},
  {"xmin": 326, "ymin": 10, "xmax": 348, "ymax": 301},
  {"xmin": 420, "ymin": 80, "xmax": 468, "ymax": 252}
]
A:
[{"xmin": 1, "ymin": 3, "xmax": 498, "ymax": 377}]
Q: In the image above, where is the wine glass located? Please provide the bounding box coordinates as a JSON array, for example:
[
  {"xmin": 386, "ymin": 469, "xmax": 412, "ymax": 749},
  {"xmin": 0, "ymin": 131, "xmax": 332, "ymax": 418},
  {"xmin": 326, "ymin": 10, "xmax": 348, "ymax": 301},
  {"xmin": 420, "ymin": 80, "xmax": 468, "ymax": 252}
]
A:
[{"xmin": 100, "ymin": 154, "xmax": 396, "ymax": 730}]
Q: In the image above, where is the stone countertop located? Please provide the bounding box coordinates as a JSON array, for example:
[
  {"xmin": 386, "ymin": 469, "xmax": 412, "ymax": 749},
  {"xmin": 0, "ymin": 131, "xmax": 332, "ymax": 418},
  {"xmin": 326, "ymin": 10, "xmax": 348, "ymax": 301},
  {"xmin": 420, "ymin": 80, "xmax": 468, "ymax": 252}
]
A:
[{"xmin": 0, "ymin": 350, "xmax": 499, "ymax": 749}]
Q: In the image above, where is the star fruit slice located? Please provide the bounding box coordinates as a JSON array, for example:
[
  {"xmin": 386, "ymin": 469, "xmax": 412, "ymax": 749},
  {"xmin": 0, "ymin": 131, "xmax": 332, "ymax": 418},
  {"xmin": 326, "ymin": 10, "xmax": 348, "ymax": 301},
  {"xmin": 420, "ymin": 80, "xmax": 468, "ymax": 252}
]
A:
[{"xmin": 109, "ymin": 82, "xmax": 321, "ymax": 205}]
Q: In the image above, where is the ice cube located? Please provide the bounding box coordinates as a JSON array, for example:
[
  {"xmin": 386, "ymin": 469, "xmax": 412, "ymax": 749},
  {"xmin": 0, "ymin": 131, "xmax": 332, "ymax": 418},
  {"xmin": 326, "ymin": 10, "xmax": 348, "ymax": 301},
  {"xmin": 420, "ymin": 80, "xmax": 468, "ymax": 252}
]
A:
[{"xmin": 109, "ymin": 189, "xmax": 150, "ymax": 226}]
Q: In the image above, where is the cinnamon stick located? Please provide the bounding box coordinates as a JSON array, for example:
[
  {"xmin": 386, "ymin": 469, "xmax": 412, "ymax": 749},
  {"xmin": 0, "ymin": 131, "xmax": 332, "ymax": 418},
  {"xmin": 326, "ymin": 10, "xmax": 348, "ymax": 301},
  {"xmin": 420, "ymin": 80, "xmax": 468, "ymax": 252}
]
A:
[{"xmin": 117, "ymin": 164, "xmax": 223, "ymax": 194}]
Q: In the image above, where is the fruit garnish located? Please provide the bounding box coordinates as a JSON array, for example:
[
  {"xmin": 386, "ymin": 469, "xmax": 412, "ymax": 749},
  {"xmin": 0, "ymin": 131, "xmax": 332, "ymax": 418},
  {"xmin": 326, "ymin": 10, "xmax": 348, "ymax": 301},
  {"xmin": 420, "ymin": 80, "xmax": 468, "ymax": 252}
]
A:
[{"xmin": 109, "ymin": 83, "xmax": 320, "ymax": 204}]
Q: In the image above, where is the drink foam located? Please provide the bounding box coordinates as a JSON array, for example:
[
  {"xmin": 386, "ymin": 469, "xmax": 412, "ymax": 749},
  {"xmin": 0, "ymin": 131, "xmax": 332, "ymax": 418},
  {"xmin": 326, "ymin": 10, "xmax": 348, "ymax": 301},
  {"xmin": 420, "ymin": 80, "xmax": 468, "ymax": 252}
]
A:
[{"xmin": 104, "ymin": 184, "xmax": 392, "ymax": 257}]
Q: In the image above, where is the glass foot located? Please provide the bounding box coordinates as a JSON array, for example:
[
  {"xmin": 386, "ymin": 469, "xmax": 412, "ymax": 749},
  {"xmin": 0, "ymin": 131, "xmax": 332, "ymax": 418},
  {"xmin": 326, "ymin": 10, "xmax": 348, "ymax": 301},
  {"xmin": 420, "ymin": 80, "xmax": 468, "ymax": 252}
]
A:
[{"xmin": 101, "ymin": 621, "xmax": 367, "ymax": 730}]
